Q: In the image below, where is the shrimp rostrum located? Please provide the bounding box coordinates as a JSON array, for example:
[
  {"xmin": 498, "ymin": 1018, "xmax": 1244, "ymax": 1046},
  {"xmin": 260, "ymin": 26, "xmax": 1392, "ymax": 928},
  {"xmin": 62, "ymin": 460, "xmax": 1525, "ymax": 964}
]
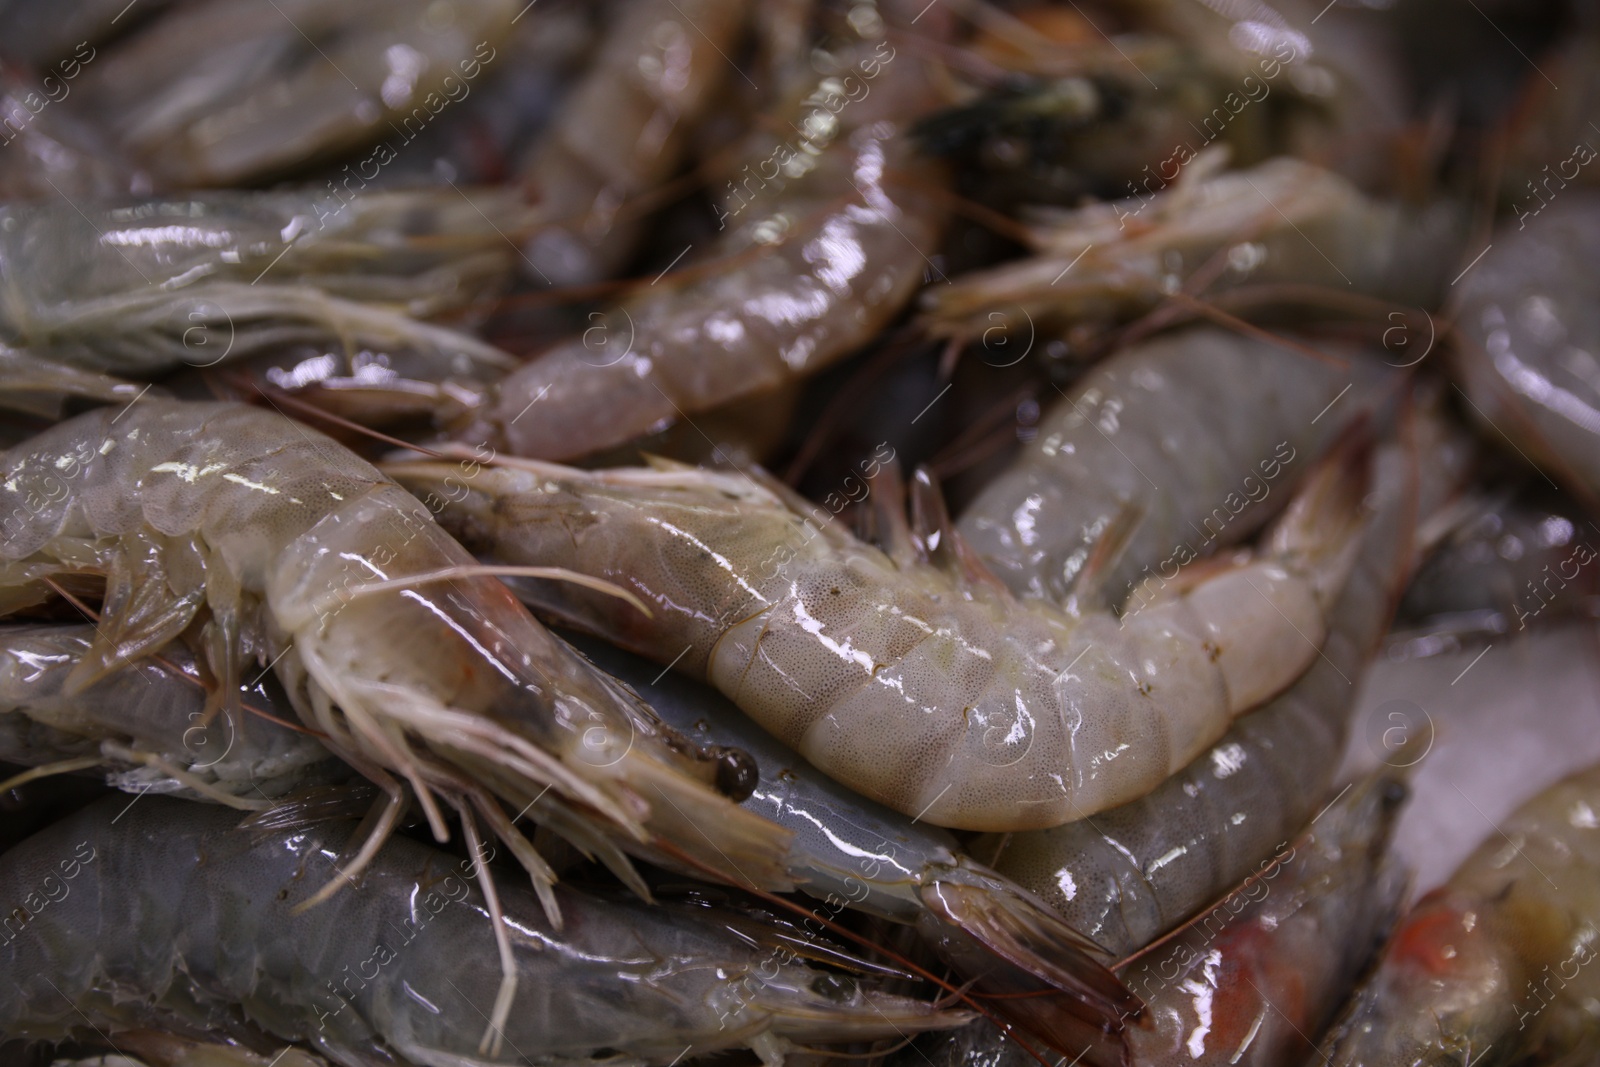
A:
[
  {"xmin": 390, "ymin": 437, "xmax": 1371, "ymax": 832},
  {"xmin": 1, "ymin": 795, "xmax": 968, "ymax": 1067},
  {"xmin": 0, "ymin": 400, "xmax": 794, "ymax": 925}
]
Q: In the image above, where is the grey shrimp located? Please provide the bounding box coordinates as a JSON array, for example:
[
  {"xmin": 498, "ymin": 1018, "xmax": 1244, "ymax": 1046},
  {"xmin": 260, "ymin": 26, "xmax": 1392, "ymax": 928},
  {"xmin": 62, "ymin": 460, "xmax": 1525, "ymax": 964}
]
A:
[{"xmin": 1, "ymin": 795, "xmax": 968, "ymax": 1067}]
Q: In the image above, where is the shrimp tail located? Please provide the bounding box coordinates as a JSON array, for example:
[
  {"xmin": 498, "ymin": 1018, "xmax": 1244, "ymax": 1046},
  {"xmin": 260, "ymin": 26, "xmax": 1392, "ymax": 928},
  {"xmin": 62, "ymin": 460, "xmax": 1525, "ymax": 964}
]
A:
[
  {"xmin": 1265, "ymin": 422, "xmax": 1376, "ymax": 597},
  {"xmin": 920, "ymin": 866, "xmax": 1143, "ymax": 1026}
]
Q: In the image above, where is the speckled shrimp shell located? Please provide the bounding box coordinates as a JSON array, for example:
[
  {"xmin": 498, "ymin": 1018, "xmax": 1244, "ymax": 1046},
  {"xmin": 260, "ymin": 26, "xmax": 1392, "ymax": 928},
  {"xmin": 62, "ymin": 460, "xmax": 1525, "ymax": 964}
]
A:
[
  {"xmin": 452, "ymin": 8, "xmax": 951, "ymax": 461},
  {"xmin": 1321, "ymin": 760, "xmax": 1600, "ymax": 1067},
  {"xmin": 389, "ymin": 435, "xmax": 1370, "ymax": 833},
  {"xmin": 0, "ymin": 400, "xmax": 794, "ymax": 919},
  {"xmin": 0, "ymin": 795, "xmax": 968, "ymax": 1067}
]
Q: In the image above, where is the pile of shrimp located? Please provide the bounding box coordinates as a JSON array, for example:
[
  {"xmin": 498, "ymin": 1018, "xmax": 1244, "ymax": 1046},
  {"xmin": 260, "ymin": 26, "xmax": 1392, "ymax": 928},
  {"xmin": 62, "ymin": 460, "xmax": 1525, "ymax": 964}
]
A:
[{"xmin": 1, "ymin": 1, "xmax": 1597, "ymax": 1065}]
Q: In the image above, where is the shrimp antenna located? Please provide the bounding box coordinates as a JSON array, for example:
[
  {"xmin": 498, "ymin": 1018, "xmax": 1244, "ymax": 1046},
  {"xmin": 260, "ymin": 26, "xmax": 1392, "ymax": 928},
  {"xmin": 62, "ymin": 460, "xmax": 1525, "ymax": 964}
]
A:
[
  {"xmin": 221, "ymin": 373, "xmax": 456, "ymax": 459},
  {"xmin": 309, "ymin": 566, "xmax": 652, "ymax": 621},
  {"xmin": 0, "ymin": 757, "xmax": 106, "ymax": 794}
]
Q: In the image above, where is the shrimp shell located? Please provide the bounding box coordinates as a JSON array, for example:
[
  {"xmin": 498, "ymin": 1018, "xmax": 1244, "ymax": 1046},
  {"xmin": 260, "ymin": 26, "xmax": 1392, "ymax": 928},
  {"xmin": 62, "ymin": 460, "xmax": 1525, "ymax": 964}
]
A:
[
  {"xmin": 0, "ymin": 795, "xmax": 968, "ymax": 1066},
  {"xmin": 956, "ymin": 326, "xmax": 1396, "ymax": 605}
]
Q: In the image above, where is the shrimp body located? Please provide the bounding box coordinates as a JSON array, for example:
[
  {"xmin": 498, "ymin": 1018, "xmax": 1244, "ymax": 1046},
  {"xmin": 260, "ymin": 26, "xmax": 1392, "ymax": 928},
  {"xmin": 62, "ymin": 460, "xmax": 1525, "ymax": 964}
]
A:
[
  {"xmin": 0, "ymin": 400, "xmax": 792, "ymax": 897},
  {"xmin": 978, "ymin": 406, "xmax": 1472, "ymax": 956},
  {"xmin": 458, "ymin": 27, "xmax": 949, "ymax": 460},
  {"xmin": 62, "ymin": 0, "xmax": 517, "ymax": 187},
  {"xmin": 0, "ymin": 190, "xmax": 523, "ymax": 378},
  {"xmin": 0, "ymin": 623, "xmax": 334, "ymax": 802},
  {"xmin": 1322, "ymin": 762, "xmax": 1600, "ymax": 1067},
  {"xmin": 1455, "ymin": 194, "xmax": 1600, "ymax": 512},
  {"xmin": 567, "ymin": 631, "xmax": 1135, "ymax": 1022},
  {"xmin": 520, "ymin": 0, "xmax": 747, "ymax": 285},
  {"xmin": 1, "ymin": 796, "xmax": 965, "ymax": 1066},
  {"xmin": 957, "ymin": 326, "xmax": 1394, "ymax": 605},
  {"xmin": 391, "ymin": 443, "xmax": 1368, "ymax": 832},
  {"xmin": 923, "ymin": 157, "xmax": 1461, "ymax": 347},
  {"xmin": 906, "ymin": 768, "xmax": 1409, "ymax": 1067}
]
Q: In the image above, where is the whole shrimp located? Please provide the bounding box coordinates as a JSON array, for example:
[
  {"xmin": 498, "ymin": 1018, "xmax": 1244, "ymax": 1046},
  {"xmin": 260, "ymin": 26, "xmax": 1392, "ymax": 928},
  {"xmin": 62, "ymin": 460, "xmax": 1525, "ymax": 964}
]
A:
[
  {"xmin": 0, "ymin": 189, "xmax": 526, "ymax": 381},
  {"xmin": 1, "ymin": 795, "xmax": 968, "ymax": 1067},
  {"xmin": 955, "ymin": 325, "xmax": 1396, "ymax": 605},
  {"xmin": 922, "ymin": 153, "xmax": 1462, "ymax": 352},
  {"xmin": 452, "ymin": 4, "xmax": 951, "ymax": 460},
  {"xmin": 0, "ymin": 622, "xmax": 336, "ymax": 806},
  {"xmin": 911, "ymin": 764, "xmax": 1411, "ymax": 1067},
  {"xmin": 519, "ymin": 0, "xmax": 747, "ymax": 285},
  {"xmin": 0, "ymin": 401, "xmax": 794, "ymax": 978},
  {"xmin": 60, "ymin": 0, "xmax": 517, "ymax": 188},
  {"xmin": 566, "ymin": 630, "xmax": 1137, "ymax": 1030},
  {"xmin": 1321, "ymin": 760, "xmax": 1600, "ymax": 1067},
  {"xmin": 389, "ymin": 433, "xmax": 1369, "ymax": 832},
  {"xmin": 1453, "ymin": 192, "xmax": 1600, "ymax": 515},
  {"xmin": 974, "ymin": 400, "xmax": 1473, "ymax": 957}
]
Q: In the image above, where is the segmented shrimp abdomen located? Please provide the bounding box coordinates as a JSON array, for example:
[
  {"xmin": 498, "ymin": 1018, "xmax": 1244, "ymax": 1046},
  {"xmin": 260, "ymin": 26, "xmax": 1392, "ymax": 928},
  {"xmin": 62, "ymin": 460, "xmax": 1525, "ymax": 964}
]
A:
[{"xmin": 957, "ymin": 328, "xmax": 1391, "ymax": 605}]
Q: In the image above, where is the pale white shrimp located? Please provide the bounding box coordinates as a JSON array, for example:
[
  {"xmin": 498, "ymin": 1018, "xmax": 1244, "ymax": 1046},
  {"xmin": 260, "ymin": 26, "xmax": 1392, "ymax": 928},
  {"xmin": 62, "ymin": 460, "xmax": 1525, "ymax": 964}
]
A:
[{"xmin": 389, "ymin": 439, "xmax": 1370, "ymax": 832}]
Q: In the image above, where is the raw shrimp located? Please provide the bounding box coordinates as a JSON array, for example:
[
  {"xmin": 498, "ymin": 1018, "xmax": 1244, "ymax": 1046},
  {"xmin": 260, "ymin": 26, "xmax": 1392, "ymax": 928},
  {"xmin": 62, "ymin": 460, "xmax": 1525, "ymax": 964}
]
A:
[
  {"xmin": 44, "ymin": 1034, "xmax": 330, "ymax": 1067},
  {"xmin": 1321, "ymin": 761, "xmax": 1600, "ymax": 1067},
  {"xmin": 1453, "ymin": 192, "xmax": 1600, "ymax": 514},
  {"xmin": 0, "ymin": 189, "xmax": 526, "ymax": 379},
  {"xmin": 975, "ymin": 402, "xmax": 1473, "ymax": 957},
  {"xmin": 903, "ymin": 765, "xmax": 1410, "ymax": 1067},
  {"xmin": 519, "ymin": 0, "xmax": 747, "ymax": 285},
  {"xmin": 0, "ymin": 622, "xmax": 336, "ymax": 805},
  {"xmin": 61, "ymin": 0, "xmax": 518, "ymax": 187},
  {"xmin": 1, "ymin": 795, "xmax": 968, "ymax": 1067},
  {"xmin": 1398, "ymin": 479, "xmax": 1600, "ymax": 632},
  {"xmin": 452, "ymin": 8, "xmax": 951, "ymax": 460},
  {"xmin": 0, "ymin": 345, "xmax": 144, "ymax": 422},
  {"xmin": 389, "ymin": 436, "xmax": 1369, "ymax": 832},
  {"xmin": 922, "ymin": 155, "xmax": 1462, "ymax": 351},
  {"xmin": 567, "ymin": 631, "xmax": 1137, "ymax": 1027},
  {"xmin": 0, "ymin": 400, "xmax": 794, "ymax": 924},
  {"xmin": 955, "ymin": 325, "xmax": 1396, "ymax": 605}
]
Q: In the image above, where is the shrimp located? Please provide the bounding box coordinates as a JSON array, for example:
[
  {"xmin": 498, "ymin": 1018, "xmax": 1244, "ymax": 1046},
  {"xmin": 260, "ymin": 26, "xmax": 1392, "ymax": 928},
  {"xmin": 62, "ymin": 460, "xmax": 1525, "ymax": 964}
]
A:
[
  {"xmin": 0, "ymin": 400, "xmax": 793, "ymax": 925},
  {"xmin": 1, "ymin": 795, "xmax": 968, "ymax": 1067},
  {"xmin": 59, "ymin": 0, "xmax": 517, "ymax": 188},
  {"xmin": 1453, "ymin": 192, "xmax": 1600, "ymax": 515},
  {"xmin": 922, "ymin": 155, "xmax": 1463, "ymax": 353},
  {"xmin": 0, "ymin": 345, "xmax": 145, "ymax": 423},
  {"xmin": 44, "ymin": 1034, "xmax": 330, "ymax": 1067},
  {"xmin": 388, "ymin": 433, "xmax": 1370, "ymax": 832},
  {"xmin": 901, "ymin": 765, "xmax": 1410, "ymax": 1067},
  {"xmin": 955, "ymin": 325, "xmax": 1398, "ymax": 605},
  {"xmin": 566, "ymin": 630, "xmax": 1138, "ymax": 1030},
  {"xmin": 519, "ymin": 0, "xmax": 748, "ymax": 285},
  {"xmin": 973, "ymin": 398, "xmax": 1474, "ymax": 957},
  {"xmin": 450, "ymin": 5, "xmax": 951, "ymax": 460},
  {"xmin": 1398, "ymin": 479, "xmax": 1600, "ymax": 633},
  {"xmin": 1320, "ymin": 760, "xmax": 1600, "ymax": 1067},
  {"xmin": 0, "ymin": 188, "xmax": 526, "ymax": 380},
  {"xmin": 0, "ymin": 622, "xmax": 336, "ymax": 806}
]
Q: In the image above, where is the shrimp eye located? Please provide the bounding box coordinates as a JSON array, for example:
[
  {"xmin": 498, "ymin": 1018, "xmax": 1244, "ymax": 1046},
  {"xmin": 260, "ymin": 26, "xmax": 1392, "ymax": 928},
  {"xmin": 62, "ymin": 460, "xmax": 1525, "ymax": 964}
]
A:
[
  {"xmin": 1380, "ymin": 779, "xmax": 1409, "ymax": 811},
  {"xmin": 715, "ymin": 747, "xmax": 759, "ymax": 802}
]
